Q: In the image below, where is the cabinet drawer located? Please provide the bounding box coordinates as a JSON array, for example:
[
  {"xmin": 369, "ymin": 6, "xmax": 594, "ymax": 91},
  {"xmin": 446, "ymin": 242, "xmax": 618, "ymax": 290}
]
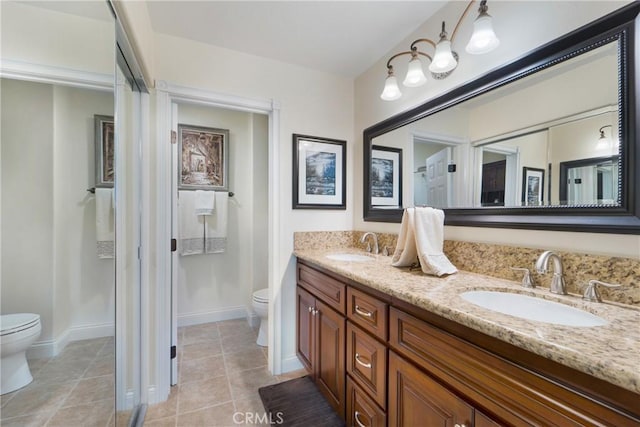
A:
[
  {"xmin": 347, "ymin": 321, "xmax": 387, "ymax": 409},
  {"xmin": 347, "ymin": 377, "xmax": 386, "ymax": 427},
  {"xmin": 347, "ymin": 287, "xmax": 387, "ymax": 340},
  {"xmin": 297, "ymin": 263, "xmax": 346, "ymax": 314}
]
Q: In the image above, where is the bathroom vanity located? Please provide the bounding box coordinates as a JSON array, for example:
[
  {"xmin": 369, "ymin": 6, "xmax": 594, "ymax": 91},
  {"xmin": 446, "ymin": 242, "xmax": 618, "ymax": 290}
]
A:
[{"xmin": 294, "ymin": 250, "xmax": 640, "ymax": 426}]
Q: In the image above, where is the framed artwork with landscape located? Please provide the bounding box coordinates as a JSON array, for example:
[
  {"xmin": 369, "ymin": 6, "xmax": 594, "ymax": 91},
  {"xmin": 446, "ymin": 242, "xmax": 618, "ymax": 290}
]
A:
[
  {"xmin": 292, "ymin": 134, "xmax": 346, "ymax": 209},
  {"xmin": 371, "ymin": 145, "xmax": 402, "ymax": 207},
  {"xmin": 94, "ymin": 115, "xmax": 114, "ymax": 188},
  {"xmin": 178, "ymin": 124, "xmax": 229, "ymax": 191},
  {"xmin": 522, "ymin": 167, "xmax": 545, "ymax": 206}
]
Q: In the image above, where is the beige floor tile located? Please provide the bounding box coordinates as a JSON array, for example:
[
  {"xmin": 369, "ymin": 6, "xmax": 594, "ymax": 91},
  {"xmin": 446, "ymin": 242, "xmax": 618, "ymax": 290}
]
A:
[
  {"xmin": 25, "ymin": 357, "xmax": 51, "ymax": 376},
  {"xmin": 62, "ymin": 375, "xmax": 114, "ymax": 407},
  {"xmin": 57, "ymin": 338, "xmax": 107, "ymax": 361},
  {"xmin": 182, "ymin": 339, "xmax": 223, "ymax": 362},
  {"xmin": 145, "ymin": 386, "xmax": 178, "ymax": 421},
  {"xmin": 176, "ymin": 402, "xmax": 237, "ymax": 427},
  {"xmin": 181, "ymin": 323, "xmax": 220, "ymax": 346},
  {"xmin": 180, "ymin": 354, "xmax": 226, "ymax": 384},
  {"xmin": 217, "ymin": 319, "xmax": 253, "ymax": 338},
  {"xmin": 33, "ymin": 358, "xmax": 92, "ymax": 385},
  {"xmin": 234, "ymin": 394, "xmax": 271, "ymax": 426},
  {"xmin": 276, "ymin": 368, "xmax": 308, "ymax": 382},
  {"xmin": 0, "ymin": 410, "xmax": 54, "ymax": 427},
  {"xmin": 1, "ymin": 390, "xmax": 17, "ymax": 408},
  {"xmin": 47, "ymin": 397, "xmax": 113, "ymax": 427},
  {"xmin": 227, "ymin": 367, "xmax": 278, "ymax": 401},
  {"xmin": 223, "ymin": 349, "xmax": 267, "ymax": 373},
  {"xmin": 83, "ymin": 355, "xmax": 115, "ymax": 379},
  {"xmin": 145, "ymin": 415, "xmax": 177, "ymax": 427},
  {"xmin": 177, "ymin": 375, "xmax": 232, "ymax": 414},
  {"xmin": 220, "ymin": 331, "xmax": 259, "ymax": 354},
  {"xmin": 97, "ymin": 338, "xmax": 116, "ymax": 357},
  {"xmin": 0, "ymin": 381, "xmax": 76, "ymax": 419}
]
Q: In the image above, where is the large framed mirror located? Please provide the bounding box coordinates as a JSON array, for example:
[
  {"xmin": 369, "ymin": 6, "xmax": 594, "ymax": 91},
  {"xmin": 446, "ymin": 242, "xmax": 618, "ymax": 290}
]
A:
[{"xmin": 364, "ymin": 3, "xmax": 640, "ymax": 233}]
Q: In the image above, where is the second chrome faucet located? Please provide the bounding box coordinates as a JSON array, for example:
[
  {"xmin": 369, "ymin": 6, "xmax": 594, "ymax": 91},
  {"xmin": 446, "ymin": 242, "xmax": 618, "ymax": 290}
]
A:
[{"xmin": 535, "ymin": 250, "xmax": 567, "ymax": 295}]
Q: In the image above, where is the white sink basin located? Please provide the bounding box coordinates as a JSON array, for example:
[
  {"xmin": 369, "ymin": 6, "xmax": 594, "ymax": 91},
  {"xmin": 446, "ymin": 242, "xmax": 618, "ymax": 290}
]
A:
[
  {"xmin": 460, "ymin": 291, "xmax": 607, "ymax": 327},
  {"xmin": 325, "ymin": 253, "xmax": 374, "ymax": 262}
]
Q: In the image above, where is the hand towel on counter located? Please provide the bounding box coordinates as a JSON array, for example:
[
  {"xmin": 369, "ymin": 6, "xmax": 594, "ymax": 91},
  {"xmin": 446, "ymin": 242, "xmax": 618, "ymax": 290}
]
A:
[
  {"xmin": 391, "ymin": 207, "xmax": 457, "ymax": 276},
  {"xmin": 195, "ymin": 190, "xmax": 215, "ymax": 216},
  {"xmin": 205, "ymin": 192, "xmax": 228, "ymax": 254},
  {"xmin": 96, "ymin": 188, "xmax": 115, "ymax": 259},
  {"xmin": 414, "ymin": 207, "xmax": 457, "ymax": 276},
  {"xmin": 178, "ymin": 190, "xmax": 205, "ymax": 256}
]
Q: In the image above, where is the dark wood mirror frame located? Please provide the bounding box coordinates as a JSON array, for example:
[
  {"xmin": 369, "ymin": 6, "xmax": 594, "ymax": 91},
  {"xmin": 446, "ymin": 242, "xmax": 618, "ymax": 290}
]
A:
[{"xmin": 363, "ymin": 3, "xmax": 640, "ymax": 234}]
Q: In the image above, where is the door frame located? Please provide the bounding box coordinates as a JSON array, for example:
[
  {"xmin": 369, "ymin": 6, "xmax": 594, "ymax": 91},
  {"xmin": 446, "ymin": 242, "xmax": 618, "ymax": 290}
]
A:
[{"xmin": 153, "ymin": 80, "xmax": 281, "ymax": 404}]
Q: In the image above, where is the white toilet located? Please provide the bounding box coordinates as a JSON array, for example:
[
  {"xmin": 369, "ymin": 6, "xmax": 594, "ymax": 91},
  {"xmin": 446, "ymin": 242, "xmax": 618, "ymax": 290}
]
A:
[
  {"xmin": 1, "ymin": 313, "xmax": 41, "ymax": 395},
  {"xmin": 251, "ymin": 288, "xmax": 269, "ymax": 347}
]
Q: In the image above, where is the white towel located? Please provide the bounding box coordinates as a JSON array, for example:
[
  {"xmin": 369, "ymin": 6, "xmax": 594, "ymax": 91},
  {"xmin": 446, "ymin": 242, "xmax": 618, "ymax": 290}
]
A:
[
  {"xmin": 95, "ymin": 188, "xmax": 114, "ymax": 259},
  {"xmin": 392, "ymin": 207, "xmax": 457, "ymax": 276},
  {"xmin": 195, "ymin": 190, "xmax": 215, "ymax": 216},
  {"xmin": 205, "ymin": 192, "xmax": 228, "ymax": 254},
  {"xmin": 179, "ymin": 190, "xmax": 205, "ymax": 256}
]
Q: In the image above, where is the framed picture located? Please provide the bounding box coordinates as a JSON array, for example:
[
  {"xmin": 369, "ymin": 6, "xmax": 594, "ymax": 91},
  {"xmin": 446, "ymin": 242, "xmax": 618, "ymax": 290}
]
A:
[
  {"xmin": 292, "ymin": 134, "xmax": 346, "ymax": 209},
  {"xmin": 94, "ymin": 115, "xmax": 114, "ymax": 188},
  {"xmin": 371, "ymin": 145, "xmax": 402, "ymax": 207},
  {"xmin": 178, "ymin": 124, "xmax": 229, "ymax": 191},
  {"xmin": 522, "ymin": 167, "xmax": 545, "ymax": 206}
]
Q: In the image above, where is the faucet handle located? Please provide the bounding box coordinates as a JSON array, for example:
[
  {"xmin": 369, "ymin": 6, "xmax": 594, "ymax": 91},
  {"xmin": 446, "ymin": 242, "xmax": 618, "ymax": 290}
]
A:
[
  {"xmin": 582, "ymin": 279, "xmax": 622, "ymax": 303},
  {"xmin": 382, "ymin": 246, "xmax": 390, "ymax": 256},
  {"xmin": 510, "ymin": 267, "xmax": 535, "ymax": 288},
  {"xmin": 364, "ymin": 242, "xmax": 372, "ymax": 253}
]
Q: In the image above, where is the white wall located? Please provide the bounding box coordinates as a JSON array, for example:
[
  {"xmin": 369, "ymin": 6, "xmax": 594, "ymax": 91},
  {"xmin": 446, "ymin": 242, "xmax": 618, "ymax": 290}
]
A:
[
  {"xmin": 176, "ymin": 104, "xmax": 269, "ymax": 323},
  {"xmin": 152, "ymin": 32, "xmax": 354, "ymax": 368},
  {"xmin": 1, "ymin": 79, "xmax": 115, "ymax": 349},
  {"xmin": 354, "ymin": 0, "xmax": 639, "ymax": 258}
]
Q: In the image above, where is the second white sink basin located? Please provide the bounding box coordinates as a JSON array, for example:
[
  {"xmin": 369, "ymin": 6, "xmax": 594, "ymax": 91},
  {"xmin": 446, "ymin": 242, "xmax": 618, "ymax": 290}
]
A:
[
  {"xmin": 325, "ymin": 253, "xmax": 374, "ymax": 262},
  {"xmin": 460, "ymin": 291, "xmax": 607, "ymax": 327}
]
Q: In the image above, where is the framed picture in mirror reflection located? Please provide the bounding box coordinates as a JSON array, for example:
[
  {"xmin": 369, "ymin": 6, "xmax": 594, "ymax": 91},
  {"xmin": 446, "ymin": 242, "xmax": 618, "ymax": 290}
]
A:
[
  {"xmin": 522, "ymin": 167, "xmax": 545, "ymax": 206},
  {"xmin": 94, "ymin": 115, "xmax": 114, "ymax": 188},
  {"xmin": 371, "ymin": 145, "xmax": 402, "ymax": 207}
]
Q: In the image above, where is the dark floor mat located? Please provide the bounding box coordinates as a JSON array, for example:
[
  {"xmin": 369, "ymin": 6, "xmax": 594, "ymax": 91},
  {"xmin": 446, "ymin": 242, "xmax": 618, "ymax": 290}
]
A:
[{"xmin": 258, "ymin": 376, "xmax": 345, "ymax": 427}]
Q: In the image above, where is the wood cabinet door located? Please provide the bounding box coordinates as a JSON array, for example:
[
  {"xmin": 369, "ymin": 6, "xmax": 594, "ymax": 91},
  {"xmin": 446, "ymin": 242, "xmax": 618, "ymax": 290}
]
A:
[
  {"xmin": 296, "ymin": 286, "xmax": 315, "ymax": 374},
  {"xmin": 388, "ymin": 351, "xmax": 473, "ymax": 427},
  {"xmin": 315, "ymin": 298, "xmax": 346, "ymax": 419}
]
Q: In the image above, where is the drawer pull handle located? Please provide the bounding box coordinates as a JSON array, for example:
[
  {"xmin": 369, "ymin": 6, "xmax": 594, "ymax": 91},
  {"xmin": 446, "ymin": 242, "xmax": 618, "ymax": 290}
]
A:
[
  {"xmin": 454, "ymin": 424, "xmax": 467, "ymax": 427},
  {"xmin": 354, "ymin": 411, "xmax": 367, "ymax": 427},
  {"xmin": 355, "ymin": 353, "xmax": 372, "ymax": 369},
  {"xmin": 355, "ymin": 305, "xmax": 373, "ymax": 318},
  {"xmin": 308, "ymin": 306, "xmax": 313, "ymax": 313}
]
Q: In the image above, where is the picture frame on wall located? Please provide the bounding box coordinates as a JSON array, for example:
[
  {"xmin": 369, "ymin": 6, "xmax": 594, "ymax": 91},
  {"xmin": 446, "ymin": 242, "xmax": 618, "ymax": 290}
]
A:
[
  {"xmin": 292, "ymin": 134, "xmax": 346, "ymax": 209},
  {"xmin": 178, "ymin": 124, "xmax": 229, "ymax": 191},
  {"xmin": 94, "ymin": 115, "xmax": 114, "ymax": 188},
  {"xmin": 522, "ymin": 167, "xmax": 545, "ymax": 206},
  {"xmin": 371, "ymin": 145, "xmax": 402, "ymax": 207}
]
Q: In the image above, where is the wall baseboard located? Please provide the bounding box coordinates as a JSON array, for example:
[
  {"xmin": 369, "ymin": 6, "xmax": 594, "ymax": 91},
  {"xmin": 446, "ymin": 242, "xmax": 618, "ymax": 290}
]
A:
[
  {"xmin": 27, "ymin": 322, "xmax": 114, "ymax": 359},
  {"xmin": 280, "ymin": 354, "xmax": 304, "ymax": 374},
  {"xmin": 177, "ymin": 305, "xmax": 249, "ymax": 327}
]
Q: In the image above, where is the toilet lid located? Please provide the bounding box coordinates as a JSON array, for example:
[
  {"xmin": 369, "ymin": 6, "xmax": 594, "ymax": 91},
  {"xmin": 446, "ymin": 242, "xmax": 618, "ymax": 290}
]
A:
[
  {"xmin": 0, "ymin": 313, "xmax": 40, "ymax": 336},
  {"xmin": 252, "ymin": 288, "xmax": 269, "ymax": 302}
]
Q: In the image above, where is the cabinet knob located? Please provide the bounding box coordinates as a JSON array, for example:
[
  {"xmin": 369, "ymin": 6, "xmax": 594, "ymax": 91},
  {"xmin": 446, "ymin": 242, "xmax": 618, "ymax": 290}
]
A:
[
  {"xmin": 454, "ymin": 424, "xmax": 467, "ymax": 427},
  {"xmin": 355, "ymin": 353, "xmax": 372, "ymax": 369},
  {"xmin": 354, "ymin": 411, "xmax": 367, "ymax": 427},
  {"xmin": 308, "ymin": 306, "xmax": 313, "ymax": 313},
  {"xmin": 354, "ymin": 305, "xmax": 373, "ymax": 318}
]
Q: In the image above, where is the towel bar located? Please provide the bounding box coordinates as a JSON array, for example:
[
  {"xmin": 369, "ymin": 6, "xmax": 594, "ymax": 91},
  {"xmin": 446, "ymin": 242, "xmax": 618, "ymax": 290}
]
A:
[{"xmin": 87, "ymin": 188, "xmax": 96, "ymax": 194}]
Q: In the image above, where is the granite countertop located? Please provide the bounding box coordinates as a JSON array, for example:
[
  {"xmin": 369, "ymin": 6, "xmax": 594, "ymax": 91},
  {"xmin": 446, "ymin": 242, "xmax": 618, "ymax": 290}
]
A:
[{"xmin": 294, "ymin": 247, "xmax": 640, "ymax": 395}]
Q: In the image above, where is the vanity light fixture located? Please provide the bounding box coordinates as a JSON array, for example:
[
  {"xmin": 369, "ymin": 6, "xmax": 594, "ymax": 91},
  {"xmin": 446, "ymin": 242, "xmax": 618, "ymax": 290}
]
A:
[
  {"xmin": 596, "ymin": 124, "xmax": 613, "ymax": 149},
  {"xmin": 380, "ymin": 0, "xmax": 499, "ymax": 101}
]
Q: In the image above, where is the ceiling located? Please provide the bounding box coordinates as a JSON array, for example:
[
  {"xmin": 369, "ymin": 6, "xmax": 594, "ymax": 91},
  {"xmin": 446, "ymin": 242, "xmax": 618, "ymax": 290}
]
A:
[{"xmin": 145, "ymin": 1, "xmax": 448, "ymax": 78}]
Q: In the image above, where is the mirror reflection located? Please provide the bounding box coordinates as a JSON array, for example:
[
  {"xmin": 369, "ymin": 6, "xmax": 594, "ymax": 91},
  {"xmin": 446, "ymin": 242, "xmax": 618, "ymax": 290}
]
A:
[{"xmin": 371, "ymin": 39, "xmax": 620, "ymax": 210}]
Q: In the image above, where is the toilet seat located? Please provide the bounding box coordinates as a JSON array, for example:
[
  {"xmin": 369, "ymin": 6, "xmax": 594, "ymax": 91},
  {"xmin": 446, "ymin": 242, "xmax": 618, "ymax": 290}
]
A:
[
  {"xmin": 1, "ymin": 314, "xmax": 40, "ymax": 336},
  {"xmin": 252, "ymin": 289, "xmax": 269, "ymax": 303}
]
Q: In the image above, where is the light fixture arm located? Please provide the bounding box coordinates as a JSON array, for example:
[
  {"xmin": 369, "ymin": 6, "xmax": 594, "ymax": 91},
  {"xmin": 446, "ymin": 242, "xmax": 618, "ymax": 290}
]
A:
[
  {"xmin": 385, "ymin": 49, "xmax": 432, "ymax": 72},
  {"xmin": 451, "ymin": 0, "xmax": 479, "ymax": 43},
  {"xmin": 599, "ymin": 124, "xmax": 613, "ymax": 137},
  {"xmin": 410, "ymin": 38, "xmax": 437, "ymax": 51}
]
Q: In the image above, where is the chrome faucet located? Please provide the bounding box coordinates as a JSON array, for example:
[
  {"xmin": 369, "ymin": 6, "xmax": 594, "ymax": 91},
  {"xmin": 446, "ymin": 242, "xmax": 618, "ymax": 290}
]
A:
[
  {"xmin": 535, "ymin": 251, "xmax": 567, "ymax": 295},
  {"xmin": 360, "ymin": 232, "xmax": 379, "ymax": 255}
]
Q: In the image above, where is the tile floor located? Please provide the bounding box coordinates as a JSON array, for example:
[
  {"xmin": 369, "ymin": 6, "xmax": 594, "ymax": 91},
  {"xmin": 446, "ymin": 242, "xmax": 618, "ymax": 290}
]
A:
[
  {"xmin": 0, "ymin": 336, "xmax": 120, "ymax": 427},
  {"xmin": 144, "ymin": 319, "xmax": 306, "ymax": 427}
]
